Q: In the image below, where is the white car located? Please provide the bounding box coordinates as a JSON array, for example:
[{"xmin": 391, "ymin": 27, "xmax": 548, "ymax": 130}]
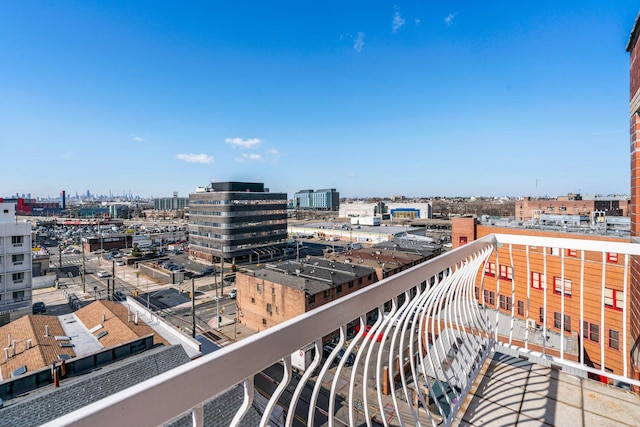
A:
[
  {"xmin": 96, "ymin": 270, "xmax": 111, "ymax": 278},
  {"xmin": 115, "ymin": 260, "xmax": 125, "ymax": 266}
]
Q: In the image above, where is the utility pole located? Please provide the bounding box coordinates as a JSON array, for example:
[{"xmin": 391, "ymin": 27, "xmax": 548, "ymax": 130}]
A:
[
  {"xmin": 191, "ymin": 278, "xmax": 196, "ymax": 338},
  {"xmin": 58, "ymin": 245, "xmax": 62, "ymax": 269},
  {"xmin": 81, "ymin": 241, "xmax": 86, "ymax": 293},
  {"xmin": 111, "ymin": 259, "xmax": 115, "ymax": 300},
  {"xmin": 220, "ymin": 245, "xmax": 225, "ymax": 296}
]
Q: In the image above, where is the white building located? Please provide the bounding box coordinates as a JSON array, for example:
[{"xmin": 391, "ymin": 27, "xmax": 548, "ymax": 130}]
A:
[
  {"xmin": 339, "ymin": 201, "xmax": 432, "ymax": 220},
  {"xmin": 0, "ymin": 202, "xmax": 33, "ymax": 314}
]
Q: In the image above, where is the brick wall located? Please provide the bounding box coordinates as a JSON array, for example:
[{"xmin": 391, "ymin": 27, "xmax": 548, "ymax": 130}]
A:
[
  {"xmin": 630, "ymin": 26, "xmax": 640, "ymax": 380},
  {"xmin": 451, "ymin": 217, "xmax": 476, "ymax": 248}
]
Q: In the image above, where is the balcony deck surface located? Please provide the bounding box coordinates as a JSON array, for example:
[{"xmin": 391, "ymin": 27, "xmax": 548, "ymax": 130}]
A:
[{"xmin": 455, "ymin": 352, "xmax": 640, "ymax": 427}]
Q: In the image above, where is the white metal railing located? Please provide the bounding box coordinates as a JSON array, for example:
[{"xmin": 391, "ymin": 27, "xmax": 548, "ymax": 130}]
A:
[{"xmin": 42, "ymin": 233, "xmax": 640, "ymax": 426}]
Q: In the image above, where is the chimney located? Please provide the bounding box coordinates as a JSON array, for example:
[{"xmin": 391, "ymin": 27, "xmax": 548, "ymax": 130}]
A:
[
  {"xmin": 25, "ymin": 339, "xmax": 32, "ymax": 351},
  {"xmin": 134, "ymin": 312, "xmax": 138, "ymax": 325},
  {"xmin": 12, "ymin": 340, "xmax": 16, "ymax": 356},
  {"xmin": 7, "ymin": 334, "xmax": 10, "ymax": 347},
  {"xmin": 102, "ymin": 311, "xmax": 106, "ymax": 322},
  {"xmin": 45, "ymin": 325, "xmax": 50, "ymax": 337},
  {"xmin": 3, "ymin": 348, "xmax": 9, "ymax": 361}
]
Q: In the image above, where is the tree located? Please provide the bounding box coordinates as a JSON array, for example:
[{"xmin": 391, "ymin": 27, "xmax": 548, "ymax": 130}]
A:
[{"xmin": 131, "ymin": 246, "xmax": 142, "ymax": 257}]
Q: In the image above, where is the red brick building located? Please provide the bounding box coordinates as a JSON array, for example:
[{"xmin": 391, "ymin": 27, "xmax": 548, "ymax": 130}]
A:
[
  {"xmin": 627, "ymin": 13, "xmax": 640, "ymax": 384},
  {"xmin": 236, "ymin": 258, "xmax": 378, "ymax": 332},
  {"xmin": 452, "ymin": 217, "xmax": 630, "ymax": 378}
]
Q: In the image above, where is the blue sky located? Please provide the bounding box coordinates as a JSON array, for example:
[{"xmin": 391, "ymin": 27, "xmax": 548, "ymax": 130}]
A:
[{"xmin": 0, "ymin": 2, "xmax": 637, "ymax": 199}]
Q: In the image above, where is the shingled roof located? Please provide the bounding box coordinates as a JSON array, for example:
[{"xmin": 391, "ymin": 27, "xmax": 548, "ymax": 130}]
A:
[
  {"xmin": 0, "ymin": 315, "xmax": 74, "ymax": 381},
  {"xmin": 74, "ymin": 300, "xmax": 169, "ymax": 348}
]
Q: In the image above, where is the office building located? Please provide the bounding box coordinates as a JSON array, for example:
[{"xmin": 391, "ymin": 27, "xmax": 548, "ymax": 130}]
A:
[
  {"xmin": 188, "ymin": 182, "xmax": 288, "ymax": 263},
  {"xmin": 293, "ymin": 188, "xmax": 339, "ymax": 211},
  {"xmin": 0, "ymin": 203, "xmax": 32, "ymax": 316}
]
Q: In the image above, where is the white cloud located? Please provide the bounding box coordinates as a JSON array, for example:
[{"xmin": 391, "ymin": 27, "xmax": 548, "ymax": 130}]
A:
[
  {"xmin": 415, "ymin": 19, "xmax": 421, "ymax": 26},
  {"xmin": 225, "ymin": 137, "xmax": 262, "ymax": 149},
  {"xmin": 348, "ymin": 172, "xmax": 359, "ymax": 178},
  {"xmin": 392, "ymin": 10, "xmax": 405, "ymax": 33},
  {"xmin": 445, "ymin": 13, "xmax": 457, "ymax": 26},
  {"xmin": 176, "ymin": 153, "xmax": 214, "ymax": 164},
  {"xmin": 354, "ymin": 32, "xmax": 365, "ymax": 53},
  {"xmin": 132, "ymin": 135, "xmax": 145, "ymax": 142},
  {"xmin": 267, "ymin": 149, "xmax": 279, "ymax": 155},
  {"xmin": 235, "ymin": 153, "xmax": 263, "ymax": 163}
]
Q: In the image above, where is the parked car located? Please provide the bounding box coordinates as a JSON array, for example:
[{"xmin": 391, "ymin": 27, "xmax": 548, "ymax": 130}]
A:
[
  {"xmin": 32, "ymin": 301, "xmax": 46, "ymax": 314},
  {"xmin": 115, "ymin": 260, "xmax": 125, "ymax": 266},
  {"xmin": 113, "ymin": 290, "xmax": 126, "ymax": 301},
  {"xmin": 228, "ymin": 288, "xmax": 237, "ymax": 299},
  {"xmin": 96, "ymin": 270, "xmax": 111, "ymax": 278},
  {"xmin": 201, "ymin": 267, "xmax": 216, "ymax": 276}
]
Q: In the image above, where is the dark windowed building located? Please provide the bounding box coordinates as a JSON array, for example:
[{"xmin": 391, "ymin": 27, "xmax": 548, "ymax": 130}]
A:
[{"xmin": 188, "ymin": 182, "xmax": 288, "ymax": 263}]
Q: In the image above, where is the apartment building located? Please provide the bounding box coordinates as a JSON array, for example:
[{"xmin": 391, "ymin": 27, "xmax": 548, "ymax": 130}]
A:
[
  {"xmin": 236, "ymin": 258, "xmax": 378, "ymax": 332},
  {"xmin": 188, "ymin": 182, "xmax": 288, "ymax": 263},
  {"xmin": 452, "ymin": 216, "xmax": 630, "ymax": 377},
  {"xmin": 0, "ymin": 203, "xmax": 32, "ymax": 315}
]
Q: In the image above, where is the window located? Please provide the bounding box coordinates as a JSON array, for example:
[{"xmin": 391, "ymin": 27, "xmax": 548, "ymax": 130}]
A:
[
  {"xmin": 266, "ymin": 303, "xmax": 273, "ymax": 314},
  {"xmin": 539, "ymin": 307, "xmax": 545, "ymax": 324},
  {"xmin": 607, "ymin": 253, "xmax": 618, "ymax": 263},
  {"xmin": 483, "ymin": 290, "xmax": 495, "ymax": 306},
  {"xmin": 271, "ymin": 287, "xmax": 275, "ymax": 295},
  {"xmin": 459, "ymin": 236, "xmax": 467, "ymax": 244},
  {"xmin": 604, "ymin": 288, "xmax": 624, "ymax": 311},
  {"xmin": 609, "ymin": 329, "xmax": 620, "ymax": 350},
  {"xmin": 336, "ymin": 285, "xmax": 342, "ymax": 294},
  {"xmin": 12, "ymin": 272, "xmax": 24, "ymax": 282},
  {"xmin": 257, "ymin": 284, "xmax": 262, "ymax": 294},
  {"xmin": 484, "ymin": 262, "xmax": 496, "ymax": 277},
  {"xmin": 550, "ymin": 247, "xmax": 560, "ymax": 256},
  {"xmin": 499, "ymin": 265, "xmax": 513, "ymax": 281},
  {"xmin": 12, "ymin": 254, "xmax": 24, "ymax": 264},
  {"xmin": 11, "ymin": 235, "xmax": 23, "ymax": 245},
  {"xmin": 474, "ymin": 287, "xmax": 480, "ymax": 301},
  {"xmin": 358, "ymin": 277, "xmax": 363, "ymax": 285},
  {"xmin": 553, "ymin": 277, "xmax": 572, "ymax": 296},
  {"xmin": 251, "ymin": 297, "xmax": 255, "ymax": 303},
  {"xmin": 583, "ymin": 321, "xmax": 599, "ymax": 343},
  {"xmin": 499, "ymin": 295, "xmax": 513, "ymax": 311},
  {"xmin": 553, "ymin": 312, "xmax": 571, "ymax": 332},
  {"xmin": 566, "ymin": 249, "xmax": 577, "ymax": 257},
  {"xmin": 348, "ymin": 282, "xmax": 354, "ymax": 288},
  {"xmin": 323, "ymin": 290, "xmax": 330, "ymax": 299},
  {"xmin": 308, "ymin": 295, "xmax": 315, "ymax": 304},
  {"xmin": 517, "ymin": 300, "xmax": 524, "ymax": 316},
  {"xmin": 12, "ymin": 290, "xmax": 25, "ymax": 301},
  {"xmin": 531, "ymin": 272, "xmax": 545, "ymax": 290}
]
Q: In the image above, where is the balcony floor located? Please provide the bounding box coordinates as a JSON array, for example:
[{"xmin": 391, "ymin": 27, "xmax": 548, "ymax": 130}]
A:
[{"xmin": 456, "ymin": 352, "xmax": 640, "ymax": 427}]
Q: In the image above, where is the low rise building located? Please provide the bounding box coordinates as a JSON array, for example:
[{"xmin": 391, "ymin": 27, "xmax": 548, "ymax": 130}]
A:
[{"xmin": 236, "ymin": 258, "xmax": 377, "ymax": 332}]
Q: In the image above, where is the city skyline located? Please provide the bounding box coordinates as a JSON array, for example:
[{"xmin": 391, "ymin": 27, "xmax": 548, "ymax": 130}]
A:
[{"xmin": 1, "ymin": 2, "xmax": 637, "ymax": 198}]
